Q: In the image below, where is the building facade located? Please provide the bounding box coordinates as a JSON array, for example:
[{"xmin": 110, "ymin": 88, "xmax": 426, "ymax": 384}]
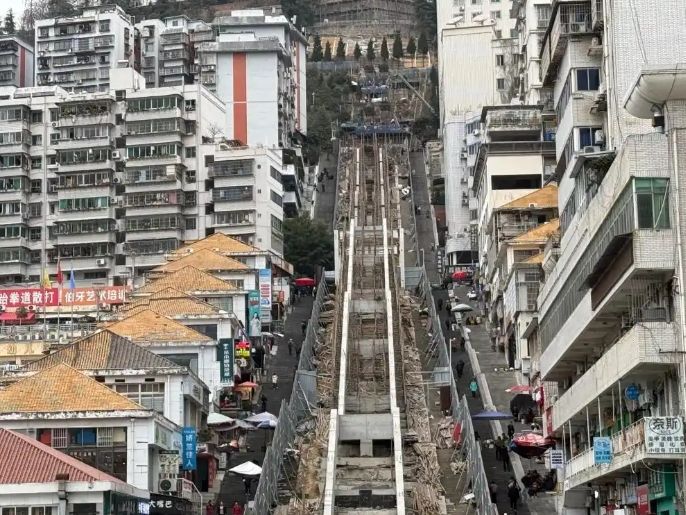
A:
[{"xmin": 0, "ymin": 36, "xmax": 34, "ymax": 88}]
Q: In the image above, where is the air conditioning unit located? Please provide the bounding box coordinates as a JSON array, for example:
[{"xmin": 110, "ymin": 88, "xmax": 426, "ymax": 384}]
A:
[
  {"xmin": 599, "ymin": 83, "xmax": 607, "ymax": 95},
  {"xmin": 113, "ymin": 177, "xmax": 120, "ymax": 184},
  {"xmin": 583, "ymin": 145, "xmax": 601, "ymax": 154},
  {"xmin": 591, "ymin": 36, "xmax": 601, "ymax": 47},
  {"xmin": 473, "ymin": 129, "xmax": 480, "ymax": 136},
  {"xmin": 96, "ymin": 259, "xmax": 106, "ymax": 267},
  {"xmin": 460, "ymin": 177, "xmax": 467, "ymax": 183},
  {"xmin": 461, "ymin": 198, "xmax": 468, "ymax": 206},
  {"xmin": 460, "ymin": 150, "xmax": 467, "ymax": 158},
  {"xmin": 48, "ymin": 163, "xmax": 58, "ymax": 170},
  {"xmin": 159, "ymin": 478, "xmax": 177, "ymax": 493},
  {"xmin": 594, "ymin": 130, "xmax": 605, "ymax": 144},
  {"xmin": 112, "ymin": 150, "xmax": 121, "ymax": 160}
]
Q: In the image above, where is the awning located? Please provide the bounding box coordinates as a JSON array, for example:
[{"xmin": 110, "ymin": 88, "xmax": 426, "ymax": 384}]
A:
[
  {"xmin": 580, "ymin": 234, "xmax": 632, "ymax": 290},
  {"xmin": 294, "ymin": 277, "xmax": 315, "ymax": 287},
  {"xmin": 0, "ymin": 312, "xmax": 37, "ymax": 324}
]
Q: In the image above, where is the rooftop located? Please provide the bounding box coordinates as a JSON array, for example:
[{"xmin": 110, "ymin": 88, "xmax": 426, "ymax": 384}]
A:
[
  {"xmin": 173, "ymin": 233, "xmax": 258, "ymax": 257},
  {"xmin": 523, "ymin": 253, "xmax": 544, "ymax": 264},
  {"xmin": 135, "ymin": 266, "xmax": 236, "ymax": 294},
  {"xmin": 0, "ymin": 363, "xmax": 144, "ymax": 414},
  {"xmin": 512, "ymin": 219, "xmax": 561, "ymax": 243},
  {"xmin": 118, "ymin": 288, "xmax": 222, "ymax": 317},
  {"xmin": 107, "ymin": 310, "xmax": 213, "ymax": 344},
  {"xmin": 24, "ymin": 330, "xmax": 180, "ymax": 372},
  {"xmin": 498, "ymin": 184, "xmax": 559, "ymax": 211},
  {"xmin": 0, "ymin": 428, "xmax": 126, "ymax": 484},
  {"xmin": 153, "ymin": 249, "xmax": 249, "ymax": 274}
]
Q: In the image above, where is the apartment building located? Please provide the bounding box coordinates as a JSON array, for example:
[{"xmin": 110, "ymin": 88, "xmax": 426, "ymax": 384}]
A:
[
  {"xmin": 35, "ymin": 5, "xmax": 134, "ymax": 94},
  {"xmin": 519, "ymin": 0, "xmax": 686, "ymax": 513},
  {"xmin": 0, "ymin": 35, "xmax": 34, "ymax": 88}
]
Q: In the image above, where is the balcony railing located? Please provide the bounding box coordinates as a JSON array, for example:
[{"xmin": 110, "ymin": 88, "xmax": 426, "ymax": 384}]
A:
[
  {"xmin": 486, "ymin": 109, "xmax": 542, "ymax": 131},
  {"xmin": 542, "ymin": 3, "xmax": 592, "ymax": 85}
]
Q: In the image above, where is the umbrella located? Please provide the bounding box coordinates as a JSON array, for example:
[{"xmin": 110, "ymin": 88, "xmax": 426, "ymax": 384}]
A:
[
  {"xmin": 229, "ymin": 461, "xmax": 262, "ymax": 476},
  {"xmin": 295, "ymin": 277, "xmax": 316, "ymax": 287},
  {"xmin": 235, "ymin": 381, "xmax": 259, "ymax": 389},
  {"xmin": 246, "ymin": 411, "xmax": 278, "ymax": 424},
  {"xmin": 256, "ymin": 419, "xmax": 278, "ymax": 429},
  {"xmin": 452, "ymin": 303, "xmax": 473, "ymax": 313},
  {"xmin": 472, "ymin": 410, "xmax": 514, "ymax": 420},
  {"xmin": 207, "ymin": 413, "xmax": 235, "ymax": 426},
  {"xmin": 507, "ymin": 385, "xmax": 532, "ymax": 394},
  {"xmin": 510, "ymin": 393, "xmax": 537, "ymax": 413},
  {"xmin": 229, "ymin": 440, "xmax": 239, "ymax": 448},
  {"xmin": 452, "ymin": 271, "xmax": 470, "ymax": 281},
  {"xmin": 510, "ymin": 433, "xmax": 555, "ymax": 459},
  {"xmin": 228, "ymin": 420, "xmax": 257, "ymax": 431}
]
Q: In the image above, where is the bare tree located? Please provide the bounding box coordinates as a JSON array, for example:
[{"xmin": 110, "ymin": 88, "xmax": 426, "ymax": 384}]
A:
[
  {"xmin": 206, "ymin": 122, "xmax": 223, "ymax": 143},
  {"xmin": 494, "ymin": 39, "xmax": 521, "ymax": 104}
]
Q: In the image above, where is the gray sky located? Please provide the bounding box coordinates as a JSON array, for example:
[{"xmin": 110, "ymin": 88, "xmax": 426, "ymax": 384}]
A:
[{"xmin": 6, "ymin": 0, "xmax": 24, "ymax": 22}]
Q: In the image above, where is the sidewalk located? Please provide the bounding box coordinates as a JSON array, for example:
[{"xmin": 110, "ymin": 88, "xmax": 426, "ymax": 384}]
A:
[{"xmin": 217, "ymin": 298, "xmax": 314, "ymax": 505}]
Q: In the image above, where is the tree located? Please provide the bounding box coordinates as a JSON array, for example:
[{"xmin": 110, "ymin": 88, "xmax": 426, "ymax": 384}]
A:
[
  {"xmin": 4, "ymin": 9, "xmax": 15, "ymax": 34},
  {"xmin": 413, "ymin": 0, "xmax": 437, "ymax": 47},
  {"xmin": 366, "ymin": 39, "xmax": 375, "ymax": 62},
  {"xmin": 282, "ymin": 0, "xmax": 316, "ymax": 31},
  {"xmin": 324, "ymin": 41, "xmax": 332, "ymax": 61},
  {"xmin": 380, "ymin": 37, "xmax": 389, "ymax": 61},
  {"xmin": 392, "ymin": 33, "xmax": 404, "ymax": 59},
  {"xmin": 205, "ymin": 123, "xmax": 223, "ymax": 143},
  {"xmin": 417, "ymin": 32, "xmax": 429, "ymax": 55},
  {"xmin": 311, "ymin": 35, "xmax": 323, "ymax": 62},
  {"xmin": 283, "ymin": 215, "xmax": 334, "ymax": 278},
  {"xmin": 353, "ymin": 42, "xmax": 362, "ymax": 61},
  {"xmin": 406, "ymin": 36, "xmax": 416, "ymax": 56},
  {"xmin": 336, "ymin": 38, "xmax": 346, "ymax": 60}
]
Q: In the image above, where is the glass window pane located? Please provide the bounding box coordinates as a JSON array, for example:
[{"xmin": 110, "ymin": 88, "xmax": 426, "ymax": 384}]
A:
[{"xmin": 577, "ymin": 69, "xmax": 589, "ymax": 90}]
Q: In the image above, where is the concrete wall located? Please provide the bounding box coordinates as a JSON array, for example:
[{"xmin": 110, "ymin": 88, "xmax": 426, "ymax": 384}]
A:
[{"xmin": 338, "ymin": 414, "xmax": 394, "ymax": 441}]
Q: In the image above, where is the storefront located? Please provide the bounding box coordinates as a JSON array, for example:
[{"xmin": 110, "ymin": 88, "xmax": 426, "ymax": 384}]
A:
[
  {"xmin": 106, "ymin": 492, "xmax": 151, "ymax": 515},
  {"xmin": 648, "ymin": 465, "xmax": 678, "ymax": 515},
  {"xmin": 149, "ymin": 494, "xmax": 194, "ymax": 515}
]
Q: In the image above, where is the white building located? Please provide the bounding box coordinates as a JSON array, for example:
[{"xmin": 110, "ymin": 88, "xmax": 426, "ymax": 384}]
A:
[
  {"xmin": 0, "ymin": 428, "xmax": 149, "ymax": 513},
  {"xmin": 0, "ymin": 362, "xmax": 182, "ymax": 492},
  {"xmin": 35, "ymin": 5, "xmax": 134, "ymax": 94},
  {"xmin": 0, "ymin": 35, "xmax": 34, "ymax": 88}
]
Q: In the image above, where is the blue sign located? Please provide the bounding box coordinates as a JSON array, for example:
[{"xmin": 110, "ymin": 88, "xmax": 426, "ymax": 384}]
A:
[
  {"xmin": 625, "ymin": 385, "xmax": 640, "ymax": 400},
  {"xmin": 182, "ymin": 427, "xmax": 197, "ymax": 470},
  {"xmin": 594, "ymin": 436, "xmax": 612, "ymax": 464}
]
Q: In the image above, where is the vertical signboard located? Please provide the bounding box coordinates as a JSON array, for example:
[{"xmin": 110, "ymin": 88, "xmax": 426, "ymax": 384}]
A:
[
  {"xmin": 593, "ymin": 436, "xmax": 612, "ymax": 464},
  {"xmin": 259, "ymin": 269, "xmax": 272, "ymax": 324},
  {"xmin": 248, "ymin": 290, "xmax": 261, "ymax": 337},
  {"xmin": 181, "ymin": 427, "xmax": 196, "ymax": 471},
  {"xmin": 218, "ymin": 338, "xmax": 235, "ymax": 386}
]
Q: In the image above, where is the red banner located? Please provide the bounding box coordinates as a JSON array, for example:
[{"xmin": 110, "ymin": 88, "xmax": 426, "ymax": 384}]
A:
[
  {"xmin": 0, "ymin": 286, "xmax": 127, "ymax": 308},
  {"xmin": 636, "ymin": 485, "xmax": 650, "ymax": 515},
  {"xmin": 545, "ymin": 407, "xmax": 553, "ymax": 437}
]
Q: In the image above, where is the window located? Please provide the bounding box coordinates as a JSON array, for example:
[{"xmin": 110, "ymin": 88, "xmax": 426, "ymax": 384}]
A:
[
  {"xmin": 185, "ymin": 170, "xmax": 196, "ymax": 183},
  {"xmin": 215, "ymin": 211, "xmax": 253, "ymax": 226},
  {"xmin": 270, "ymin": 166, "xmax": 282, "ymax": 183},
  {"xmin": 31, "ymin": 157, "xmax": 42, "ymax": 169},
  {"xmin": 496, "ymin": 54, "xmax": 504, "ymax": 66},
  {"xmin": 114, "ymin": 383, "xmax": 165, "ymax": 413},
  {"xmin": 510, "ymin": 29, "xmax": 519, "ymax": 38},
  {"xmin": 30, "ymin": 180, "xmax": 41, "ymax": 193},
  {"xmin": 49, "ymin": 109, "xmax": 59, "ymax": 122},
  {"xmin": 58, "ymin": 197, "xmax": 109, "ymax": 212},
  {"xmin": 185, "ymin": 146, "xmax": 196, "ymax": 158},
  {"xmin": 31, "ymin": 111, "xmax": 43, "ymax": 124},
  {"xmin": 491, "ymin": 10, "xmax": 501, "ymax": 18},
  {"xmin": 496, "ymin": 78, "xmax": 506, "ymax": 90},
  {"xmin": 85, "ymin": 271, "xmax": 107, "ymax": 279},
  {"xmin": 207, "ymin": 296, "xmax": 233, "ymax": 313},
  {"xmin": 577, "ymin": 127, "xmax": 599, "ymax": 148},
  {"xmin": 270, "ymin": 190, "xmax": 283, "ymax": 206},
  {"xmin": 635, "ymin": 178, "xmax": 670, "ymax": 229},
  {"xmin": 50, "ymin": 133, "xmax": 60, "ymax": 144},
  {"xmin": 184, "ymin": 191, "xmax": 197, "ymax": 206},
  {"xmin": 29, "ymin": 227, "xmax": 42, "ymax": 241},
  {"xmin": 99, "ymin": 21, "xmax": 110, "ymax": 32},
  {"xmin": 185, "ymin": 217, "xmax": 197, "ymax": 230},
  {"xmin": 31, "ymin": 134, "xmax": 42, "ymax": 146},
  {"xmin": 495, "ymin": 30, "xmax": 502, "ymax": 38},
  {"xmin": 556, "ymin": 74, "xmax": 572, "ymax": 121},
  {"xmin": 576, "ymin": 68, "xmax": 600, "ymax": 91},
  {"xmin": 212, "ymin": 186, "xmax": 253, "ymax": 202}
]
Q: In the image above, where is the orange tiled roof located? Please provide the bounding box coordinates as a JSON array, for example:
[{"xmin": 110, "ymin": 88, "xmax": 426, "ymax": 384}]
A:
[
  {"xmin": 499, "ymin": 185, "xmax": 559, "ymax": 210},
  {"xmin": 107, "ymin": 309, "xmax": 213, "ymax": 344},
  {"xmin": 135, "ymin": 266, "xmax": 236, "ymax": 294},
  {"xmin": 174, "ymin": 232, "xmax": 257, "ymax": 255},
  {"xmin": 512, "ymin": 219, "xmax": 560, "ymax": 243},
  {"xmin": 117, "ymin": 288, "xmax": 221, "ymax": 317},
  {"xmin": 0, "ymin": 363, "xmax": 144, "ymax": 413},
  {"xmin": 522, "ymin": 253, "xmax": 544, "ymax": 264},
  {"xmin": 153, "ymin": 248, "xmax": 248, "ymax": 273}
]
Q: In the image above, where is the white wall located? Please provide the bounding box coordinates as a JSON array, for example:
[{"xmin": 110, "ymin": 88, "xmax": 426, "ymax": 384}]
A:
[
  {"xmin": 216, "ymin": 53, "xmax": 235, "ymax": 139},
  {"xmin": 246, "ymin": 53, "xmax": 279, "ymax": 146}
]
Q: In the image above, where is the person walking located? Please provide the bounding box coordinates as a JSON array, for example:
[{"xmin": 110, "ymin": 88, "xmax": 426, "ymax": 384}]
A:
[
  {"xmin": 301, "ymin": 321, "xmax": 307, "ymax": 335},
  {"xmin": 489, "ymin": 480, "xmax": 498, "ymax": 504},
  {"xmin": 455, "ymin": 360, "xmax": 465, "ymax": 379},
  {"xmin": 445, "ymin": 317, "xmax": 452, "ymax": 331},
  {"xmin": 507, "ymin": 478, "xmax": 520, "ymax": 510},
  {"xmin": 218, "ymin": 502, "xmax": 226, "ymax": 515},
  {"xmin": 206, "ymin": 501, "xmax": 215, "ymax": 515},
  {"xmin": 272, "ymin": 373, "xmax": 279, "ymax": 389},
  {"xmin": 288, "ymin": 339, "xmax": 293, "ymax": 356},
  {"xmin": 260, "ymin": 394, "xmax": 267, "ymax": 413},
  {"xmin": 495, "ymin": 436, "xmax": 504, "ymax": 461},
  {"xmin": 469, "ymin": 378, "xmax": 478, "ymax": 398},
  {"xmin": 446, "ymin": 301, "xmax": 452, "ymax": 314},
  {"xmin": 502, "ymin": 448, "xmax": 512, "ymax": 472},
  {"xmin": 243, "ymin": 477, "xmax": 252, "ymax": 495},
  {"xmin": 232, "ymin": 502, "xmax": 243, "ymax": 515},
  {"xmin": 437, "ymin": 298, "xmax": 443, "ymax": 311},
  {"xmin": 296, "ymin": 341, "xmax": 302, "ymax": 360}
]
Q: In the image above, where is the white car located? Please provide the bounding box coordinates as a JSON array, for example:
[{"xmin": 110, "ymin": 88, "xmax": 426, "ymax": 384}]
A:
[{"xmin": 467, "ymin": 291, "xmax": 478, "ymax": 300}]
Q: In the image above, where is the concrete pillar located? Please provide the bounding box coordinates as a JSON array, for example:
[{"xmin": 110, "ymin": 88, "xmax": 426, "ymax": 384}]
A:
[{"xmin": 360, "ymin": 440, "xmax": 373, "ymax": 457}]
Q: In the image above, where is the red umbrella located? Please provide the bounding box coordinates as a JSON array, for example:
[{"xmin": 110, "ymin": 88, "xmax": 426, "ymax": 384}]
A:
[
  {"xmin": 452, "ymin": 271, "xmax": 469, "ymax": 281},
  {"xmin": 234, "ymin": 381, "xmax": 259, "ymax": 389},
  {"xmin": 512, "ymin": 433, "xmax": 554, "ymax": 447},
  {"xmin": 295, "ymin": 277, "xmax": 316, "ymax": 287},
  {"xmin": 507, "ymin": 385, "xmax": 532, "ymax": 393}
]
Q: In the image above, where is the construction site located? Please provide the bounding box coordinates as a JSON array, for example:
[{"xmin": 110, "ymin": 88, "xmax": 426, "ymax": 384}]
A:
[{"xmin": 313, "ymin": 0, "xmax": 416, "ymax": 39}]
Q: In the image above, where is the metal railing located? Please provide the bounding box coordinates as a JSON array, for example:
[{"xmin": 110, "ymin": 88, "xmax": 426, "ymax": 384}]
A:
[{"xmin": 252, "ymin": 280, "xmax": 330, "ymax": 515}]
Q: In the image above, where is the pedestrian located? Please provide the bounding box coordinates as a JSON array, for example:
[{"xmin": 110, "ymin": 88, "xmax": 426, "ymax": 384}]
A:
[
  {"xmin": 474, "ymin": 430, "xmax": 480, "ymax": 442},
  {"xmin": 489, "ymin": 480, "xmax": 498, "ymax": 504},
  {"xmin": 301, "ymin": 321, "xmax": 307, "ymax": 335},
  {"xmin": 502, "ymin": 448, "xmax": 512, "ymax": 472},
  {"xmin": 460, "ymin": 336, "xmax": 466, "ymax": 351},
  {"xmin": 507, "ymin": 422, "xmax": 515, "ymax": 440},
  {"xmin": 218, "ymin": 502, "xmax": 226, "ymax": 515},
  {"xmin": 507, "ymin": 477, "xmax": 520, "ymax": 509},
  {"xmin": 272, "ymin": 373, "xmax": 279, "ymax": 389},
  {"xmin": 455, "ymin": 359, "xmax": 465, "ymax": 379},
  {"xmin": 288, "ymin": 339, "xmax": 293, "ymax": 356},
  {"xmin": 469, "ymin": 378, "xmax": 478, "ymax": 398},
  {"xmin": 296, "ymin": 341, "xmax": 302, "ymax": 360},
  {"xmin": 260, "ymin": 394, "xmax": 267, "ymax": 413},
  {"xmin": 437, "ymin": 298, "xmax": 443, "ymax": 311},
  {"xmin": 243, "ymin": 476, "xmax": 252, "ymax": 494},
  {"xmin": 445, "ymin": 317, "xmax": 451, "ymax": 331},
  {"xmin": 206, "ymin": 501, "xmax": 215, "ymax": 515},
  {"xmin": 321, "ymin": 183, "xmax": 325, "ymax": 193},
  {"xmin": 232, "ymin": 503, "xmax": 242, "ymax": 515},
  {"xmin": 313, "ymin": 286, "xmax": 317, "ymax": 297},
  {"xmin": 446, "ymin": 302, "xmax": 451, "ymax": 313},
  {"xmin": 495, "ymin": 436, "xmax": 504, "ymax": 461}
]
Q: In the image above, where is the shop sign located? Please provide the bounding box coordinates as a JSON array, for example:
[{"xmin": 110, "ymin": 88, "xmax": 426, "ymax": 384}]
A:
[
  {"xmin": 624, "ymin": 475, "xmax": 638, "ymax": 504},
  {"xmin": 155, "ymin": 425, "xmax": 180, "ymax": 451},
  {"xmin": 217, "ymin": 338, "xmax": 235, "ymax": 386},
  {"xmin": 111, "ymin": 493, "xmax": 149, "ymax": 515},
  {"xmin": 636, "ymin": 485, "xmax": 650, "ymax": 515},
  {"xmin": 545, "ymin": 407, "xmax": 553, "ymax": 437},
  {"xmin": 159, "ymin": 450, "xmax": 180, "ymax": 478},
  {"xmin": 181, "ymin": 427, "xmax": 196, "ymax": 471},
  {"xmin": 259, "ymin": 269, "xmax": 272, "ymax": 323},
  {"xmin": 0, "ymin": 286, "xmax": 127, "ymax": 308},
  {"xmin": 149, "ymin": 494, "xmax": 193, "ymax": 515},
  {"xmin": 593, "ymin": 437, "xmax": 612, "ymax": 464},
  {"xmin": 208, "ymin": 457, "xmax": 217, "ymax": 489},
  {"xmin": 235, "ymin": 340, "xmax": 250, "ymax": 358},
  {"xmin": 644, "ymin": 416, "xmax": 686, "ymax": 454},
  {"xmin": 248, "ymin": 290, "xmax": 261, "ymax": 337},
  {"xmin": 549, "ymin": 449, "xmax": 564, "ymax": 469}
]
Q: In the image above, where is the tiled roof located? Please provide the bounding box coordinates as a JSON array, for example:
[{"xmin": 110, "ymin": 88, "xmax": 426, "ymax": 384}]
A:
[
  {"xmin": 499, "ymin": 185, "xmax": 559, "ymax": 210},
  {"xmin": 107, "ymin": 309, "xmax": 213, "ymax": 344},
  {"xmin": 512, "ymin": 219, "xmax": 560, "ymax": 243},
  {"xmin": 136, "ymin": 266, "xmax": 236, "ymax": 294},
  {"xmin": 0, "ymin": 363, "xmax": 144, "ymax": 413},
  {"xmin": 24, "ymin": 330, "xmax": 180, "ymax": 371},
  {"xmin": 118, "ymin": 288, "xmax": 221, "ymax": 317},
  {"xmin": 522, "ymin": 253, "xmax": 544, "ymax": 264},
  {"xmin": 175, "ymin": 233, "xmax": 257, "ymax": 255},
  {"xmin": 0, "ymin": 428, "xmax": 126, "ymax": 484},
  {"xmin": 153, "ymin": 248, "xmax": 249, "ymax": 273}
]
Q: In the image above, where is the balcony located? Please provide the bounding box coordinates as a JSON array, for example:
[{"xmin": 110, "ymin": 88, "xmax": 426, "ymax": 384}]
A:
[
  {"xmin": 0, "ymin": 236, "xmax": 27, "ymax": 249},
  {"xmin": 125, "ymin": 154, "xmax": 183, "ymax": 168},
  {"xmin": 564, "ymin": 418, "xmax": 686, "ymax": 491},
  {"xmin": 56, "ymin": 159, "xmax": 114, "ymax": 174},
  {"xmin": 57, "ymin": 136, "xmax": 112, "ymax": 150},
  {"xmin": 124, "ymin": 107, "xmax": 182, "ymax": 121},
  {"xmin": 209, "ymin": 160, "xmax": 254, "ymax": 179},
  {"xmin": 551, "ymin": 322, "xmax": 678, "ymax": 431},
  {"xmin": 590, "ymin": 0, "xmax": 603, "ymax": 30},
  {"xmin": 483, "ymin": 108, "xmax": 543, "ymax": 142},
  {"xmin": 540, "ymin": 2, "xmax": 593, "ymax": 86}
]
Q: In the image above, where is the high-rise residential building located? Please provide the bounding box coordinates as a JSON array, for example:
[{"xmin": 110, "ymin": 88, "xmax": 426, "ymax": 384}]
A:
[
  {"xmin": 34, "ymin": 5, "xmax": 134, "ymax": 94},
  {"xmin": 0, "ymin": 35, "xmax": 34, "ymax": 88}
]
